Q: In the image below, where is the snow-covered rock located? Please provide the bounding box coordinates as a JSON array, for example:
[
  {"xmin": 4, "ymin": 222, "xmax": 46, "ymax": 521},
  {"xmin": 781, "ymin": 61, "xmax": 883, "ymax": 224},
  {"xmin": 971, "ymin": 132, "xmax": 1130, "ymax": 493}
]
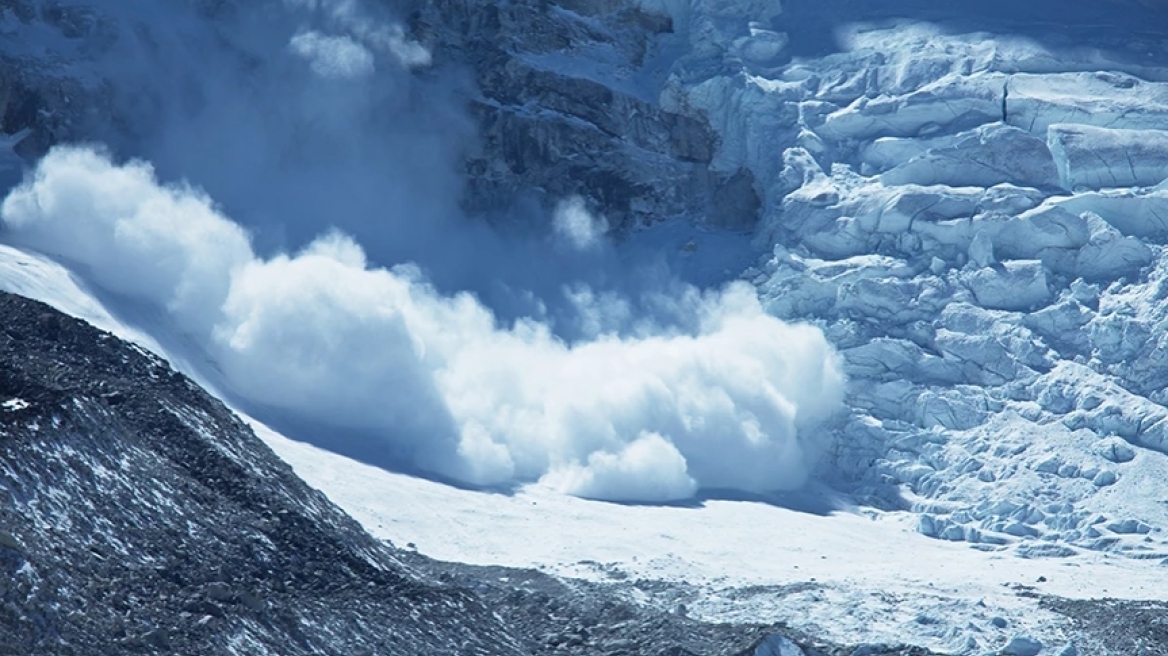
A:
[
  {"xmin": 1002, "ymin": 634, "xmax": 1045, "ymax": 656},
  {"xmin": 962, "ymin": 261, "xmax": 1052, "ymax": 312},
  {"xmin": 750, "ymin": 634, "xmax": 805, "ymax": 656},
  {"xmin": 1094, "ymin": 437, "xmax": 1137, "ymax": 464}
]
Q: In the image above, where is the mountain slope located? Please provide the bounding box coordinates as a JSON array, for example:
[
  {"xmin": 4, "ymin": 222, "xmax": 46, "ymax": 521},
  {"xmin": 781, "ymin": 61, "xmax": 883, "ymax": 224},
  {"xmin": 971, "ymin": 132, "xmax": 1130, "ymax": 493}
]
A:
[{"xmin": 0, "ymin": 291, "xmax": 529, "ymax": 655}]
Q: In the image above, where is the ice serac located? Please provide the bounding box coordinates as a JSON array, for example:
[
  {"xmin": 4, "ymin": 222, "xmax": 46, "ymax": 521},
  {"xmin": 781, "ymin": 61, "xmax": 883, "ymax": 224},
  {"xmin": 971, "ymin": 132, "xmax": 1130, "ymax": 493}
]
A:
[
  {"xmin": 1048, "ymin": 124, "xmax": 1168, "ymax": 190},
  {"xmin": 962, "ymin": 260, "xmax": 1051, "ymax": 312},
  {"xmin": 1056, "ymin": 188, "xmax": 1168, "ymax": 239},
  {"xmin": 879, "ymin": 124, "xmax": 1060, "ymax": 189},
  {"xmin": 817, "ymin": 73, "xmax": 1006, "ymax": 142},
  {"xmin": 645, "ymin": 8, "xmax": 1168, "ymax": 562},
  {"xmin": 1006, "ymin": 72, "xmax": 1168, "ymax": 136}
]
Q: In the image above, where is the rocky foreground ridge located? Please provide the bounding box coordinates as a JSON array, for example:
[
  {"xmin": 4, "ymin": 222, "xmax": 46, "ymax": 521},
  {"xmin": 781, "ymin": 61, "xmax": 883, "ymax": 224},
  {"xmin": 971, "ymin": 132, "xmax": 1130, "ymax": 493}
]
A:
[{"xmin": 0, "ymin": 291, "xmax": 523, "ymax": 654}]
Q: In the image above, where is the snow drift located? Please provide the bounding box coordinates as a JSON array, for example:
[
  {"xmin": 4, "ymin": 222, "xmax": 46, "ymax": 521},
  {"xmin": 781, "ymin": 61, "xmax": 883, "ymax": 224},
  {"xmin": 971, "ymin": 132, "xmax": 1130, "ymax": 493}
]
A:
[{"xmin": 0, "ymin": 147, "xmax": 844, "ymax": 501}]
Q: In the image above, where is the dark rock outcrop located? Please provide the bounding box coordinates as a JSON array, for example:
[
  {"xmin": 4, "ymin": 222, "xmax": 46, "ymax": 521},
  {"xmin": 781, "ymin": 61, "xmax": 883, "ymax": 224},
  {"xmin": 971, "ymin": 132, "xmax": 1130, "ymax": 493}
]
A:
[
  {"xmin": 0, "ymin": 0, "xmax": 760, "ymax": 232},
  {"xmin": 412, "ymin": 0, "xmax": 743, "ymax": 229}
]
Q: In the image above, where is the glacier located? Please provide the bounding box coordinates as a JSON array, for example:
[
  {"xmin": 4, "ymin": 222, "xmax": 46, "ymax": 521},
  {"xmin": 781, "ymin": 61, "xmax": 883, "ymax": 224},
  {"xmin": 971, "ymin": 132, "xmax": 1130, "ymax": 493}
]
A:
[{"xmin": 636, "ymin": 4, "xmax": 1168, "ymax": 564}]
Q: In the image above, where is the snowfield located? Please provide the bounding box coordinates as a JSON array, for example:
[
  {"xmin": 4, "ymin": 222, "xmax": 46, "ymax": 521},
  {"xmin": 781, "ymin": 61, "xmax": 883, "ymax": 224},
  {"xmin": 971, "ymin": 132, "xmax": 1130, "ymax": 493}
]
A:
[{"xmin": 256, "ymin": 418, "xmax": 1165, "ymax": 654}]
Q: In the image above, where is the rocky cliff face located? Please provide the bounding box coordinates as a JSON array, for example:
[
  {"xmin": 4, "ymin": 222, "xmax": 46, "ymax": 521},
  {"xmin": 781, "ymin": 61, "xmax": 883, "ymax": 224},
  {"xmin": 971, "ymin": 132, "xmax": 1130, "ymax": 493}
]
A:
[
  {"xmin": 0, "ymin": 0, "xmax": 113, "ymax": 158},
  {"xmin": 410, "ymin": 0, "xmax": 857, "ymax": 230},
  {"xmin": 411, "ymin": 0, "xmax": 756, "ymax": 229},
  {"xmin": 0, "ymin": 0, "xmax": 762, "ymax": 231}
]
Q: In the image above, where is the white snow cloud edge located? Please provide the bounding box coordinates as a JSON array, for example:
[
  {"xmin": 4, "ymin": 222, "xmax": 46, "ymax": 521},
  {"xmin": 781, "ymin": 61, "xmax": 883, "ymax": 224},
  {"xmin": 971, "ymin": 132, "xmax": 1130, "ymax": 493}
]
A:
[
  {"xmin": 285, "ymin": 0, "xmax": 431, "ymax": 75},
  {"xmin": 553, "ymin": 196, "xmax": 609, "ymax": 251},
  {"xmin": 1, "ymin": 147, "xmax": 846, "ymax": 502},
  {"xmin": 290, "ymin": 32, "xmax": 375, "ymax": 78}
]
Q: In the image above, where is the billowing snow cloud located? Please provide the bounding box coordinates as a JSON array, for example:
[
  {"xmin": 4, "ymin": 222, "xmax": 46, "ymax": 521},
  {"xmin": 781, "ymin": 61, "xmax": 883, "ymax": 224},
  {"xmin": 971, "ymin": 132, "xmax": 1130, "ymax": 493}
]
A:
[
  {"xmin": 0, "ymin": 147, "xmax": 252, "ymax": 335},
  {"xmin": 1, "ymin": 147, "xmax": 845, "ymax": 501},
  {"xmin": 285, "ymin": 0, "xmax": 431, "ymax": 70},
  {"xmin": 290, "ymin": 32, "xmax": 375, "ymax": 78},
  {"xmin": 553, "ymin": 197, "xmax": 609, "ymax": 251},
  {"xmin": 542, "ymin": 432, "xmax": 697, "ymax": 502}
]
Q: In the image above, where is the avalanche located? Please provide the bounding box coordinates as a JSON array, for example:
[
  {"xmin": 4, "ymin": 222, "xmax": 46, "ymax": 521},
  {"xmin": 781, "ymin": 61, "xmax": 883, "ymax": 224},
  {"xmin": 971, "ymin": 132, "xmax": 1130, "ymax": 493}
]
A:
[{"xmin": 5, "ymin": 0, "xmax": 1168, "ymax": 653}]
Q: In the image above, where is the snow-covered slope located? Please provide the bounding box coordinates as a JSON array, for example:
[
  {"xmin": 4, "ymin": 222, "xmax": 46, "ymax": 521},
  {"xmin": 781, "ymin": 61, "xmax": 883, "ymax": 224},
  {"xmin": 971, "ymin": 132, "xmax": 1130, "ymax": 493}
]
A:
[
  {"xmin": 258, "ymin": 419, "xmax": 1167, "ymax": 655},
  {"xmin": 0, "ymin": 245, "xmax": 1156, "ymax": 653},
  {"xmin": 1, "ymin": 285, "xmax": 808, "ymax": 656}
]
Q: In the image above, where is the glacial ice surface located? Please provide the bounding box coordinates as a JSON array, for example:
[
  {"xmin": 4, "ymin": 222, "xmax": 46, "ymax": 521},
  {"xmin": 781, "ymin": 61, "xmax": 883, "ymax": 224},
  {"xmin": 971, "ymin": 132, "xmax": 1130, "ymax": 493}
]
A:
[{"xmin": 655, "ymin": 8, "xmax": 1168, "ymax": 562}]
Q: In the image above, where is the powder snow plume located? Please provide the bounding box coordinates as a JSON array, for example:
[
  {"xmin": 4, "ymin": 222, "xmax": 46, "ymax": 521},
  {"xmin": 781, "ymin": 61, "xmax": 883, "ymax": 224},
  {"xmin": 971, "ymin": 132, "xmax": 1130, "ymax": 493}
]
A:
[{"xmin": 1, "ymin": 147, "xmax": 845, "ymax": 501}]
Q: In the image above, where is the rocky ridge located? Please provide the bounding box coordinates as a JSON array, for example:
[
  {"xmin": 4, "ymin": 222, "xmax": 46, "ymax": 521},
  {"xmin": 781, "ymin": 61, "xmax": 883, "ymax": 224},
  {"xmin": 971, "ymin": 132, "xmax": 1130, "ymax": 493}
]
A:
[{"xmin": 0, "ymin": 291, "xmax": 525, "ymax": 655}]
